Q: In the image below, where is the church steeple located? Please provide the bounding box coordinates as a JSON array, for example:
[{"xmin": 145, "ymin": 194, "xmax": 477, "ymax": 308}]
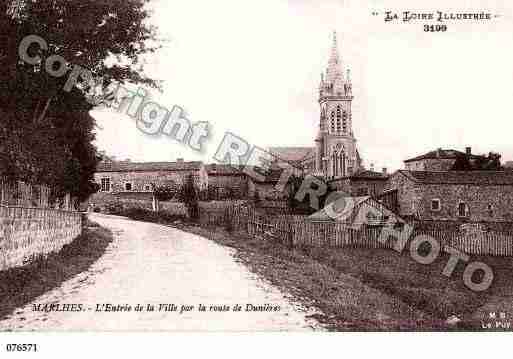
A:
[
  {"xmin": 315, "ymin": 31, "xmax": 361, "ymax": 179},
  {"xmin": 326, "ymin": 31, "xmax": 344, "ymax": 85}
]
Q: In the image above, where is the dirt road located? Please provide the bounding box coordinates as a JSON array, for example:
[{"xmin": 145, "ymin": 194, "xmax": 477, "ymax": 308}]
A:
[{"xmin": 0, "ymin": 214, "xmax": 322, "ymax": 331}]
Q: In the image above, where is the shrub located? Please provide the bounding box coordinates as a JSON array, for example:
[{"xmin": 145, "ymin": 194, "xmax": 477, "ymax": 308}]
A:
[{"xmin": 154, "ymin": 185, "xmax": 176, "ymax": 201}]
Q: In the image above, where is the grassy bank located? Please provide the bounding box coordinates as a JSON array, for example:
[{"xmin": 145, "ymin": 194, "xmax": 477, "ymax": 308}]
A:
[
  {"xmin": 178, "ymin": 224, "xmax": 513, "ymax": 331},
  {"xmin": 86, "ymin": 208, "xmax": 513, "ymax": 331},
  {"xmin": 0, "ymin": 221, "xmax": 113, "ymax": 320}
]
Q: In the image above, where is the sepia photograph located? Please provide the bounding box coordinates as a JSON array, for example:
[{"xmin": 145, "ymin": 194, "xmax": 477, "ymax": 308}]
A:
[{"xmin": 1, "ymin": 0, "xmax": 513, "ymax": 355}]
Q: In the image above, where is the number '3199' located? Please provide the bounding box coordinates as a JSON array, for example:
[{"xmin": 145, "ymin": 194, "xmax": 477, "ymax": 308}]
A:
[{"xmin": 424, "ymin": 24, "xmax": 447, "ymax": 32}]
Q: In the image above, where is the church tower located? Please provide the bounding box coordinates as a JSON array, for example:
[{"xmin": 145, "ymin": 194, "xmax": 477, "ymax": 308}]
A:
[{"xmin": 314, "ymin": 32, "xmax": 362, "ymax": 179}]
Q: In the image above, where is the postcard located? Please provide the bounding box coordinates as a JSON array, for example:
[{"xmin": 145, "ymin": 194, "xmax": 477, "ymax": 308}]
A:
[{"xmin": 1, "ymin": 1, "xmax": 513, "ymax": 353}]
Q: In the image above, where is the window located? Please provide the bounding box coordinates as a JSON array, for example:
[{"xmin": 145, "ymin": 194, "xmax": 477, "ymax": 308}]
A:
[
  {"xmin": 342, "ymin": 111, "xmax": 348, "ymax": 133},
  {"xmin": 330, "ymin": 112, "xmax": 335, "ymax": 133},
  {"xmin": 458, "ymin": 202, "xmax": 469, "ymax": 217},
  {"xmin": 431, "ymin": 199, "xmax": 441, "ymax": 211},
  {"xmin": 100, "ymin": 178, "xmax": 111, "ymax": 192},
  {"xmin": 144, "ymin": 184, "xmax": 152, "ymax": 192},
  {"xmin": 124, "ymin": 182, "xmax": 133, "ymax": 191},
  {"xmin": 487, "ymin": 204, "xmax": 494, "ymax": 217},
  {"xmin": 336, "ymin": 106, "xmax": 341, "ymax": 132}
]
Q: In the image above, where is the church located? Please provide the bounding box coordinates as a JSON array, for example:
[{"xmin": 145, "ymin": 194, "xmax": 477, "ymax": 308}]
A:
[{"xmin": 269, "ymin": 32, "xmax": 363, "ymax": 180}]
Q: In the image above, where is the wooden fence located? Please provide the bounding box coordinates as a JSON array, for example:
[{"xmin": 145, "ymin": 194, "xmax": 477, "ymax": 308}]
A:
[{"xmin": 198, "ymin": 204, "xmax": 513, "ymax": 256}]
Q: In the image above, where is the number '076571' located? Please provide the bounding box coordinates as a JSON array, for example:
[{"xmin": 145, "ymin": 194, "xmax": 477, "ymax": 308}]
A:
[{"xmin": 6, "ymin": 344, "xmax": 38, "ymax": 352}]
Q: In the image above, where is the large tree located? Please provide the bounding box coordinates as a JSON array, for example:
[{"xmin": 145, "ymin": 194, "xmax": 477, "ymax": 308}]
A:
[{"xmin": 0, "ymin": 1, "xmax": 161, "ymax": 201}]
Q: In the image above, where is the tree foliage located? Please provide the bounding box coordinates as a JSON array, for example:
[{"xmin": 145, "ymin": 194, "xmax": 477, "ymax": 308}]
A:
[
  {"xmin": 0, "ymin": 1, "xmax": 160, "ymax": 201},
  {"xmin": 451, "ymin": 152, "xmax": 503, "ymax": 171},
  {"xmin": 154, "ymin": 185, "xmax": 176, "ymax": 202}
]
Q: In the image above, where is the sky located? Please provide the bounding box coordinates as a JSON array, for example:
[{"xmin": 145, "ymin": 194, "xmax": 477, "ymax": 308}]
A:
[{"xmin": 91, "ymin": 0, "xmax": 513, "ymax": 171}]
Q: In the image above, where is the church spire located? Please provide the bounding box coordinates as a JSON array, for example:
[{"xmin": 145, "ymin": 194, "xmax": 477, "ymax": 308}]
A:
[{"xmin": 326, "ymin": 31, "xmax": 343, "ymax": 84}]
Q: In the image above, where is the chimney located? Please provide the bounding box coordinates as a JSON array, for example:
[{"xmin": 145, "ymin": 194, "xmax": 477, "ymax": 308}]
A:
[
  {"xmin": 382, "ymin": 167, "xmax": 388, "ymax": 175},
  {"xmin": 437, "ymin": 148, "xmax": 442, "ymax": 158},
  {"xmin": 177, "ymin": 158, "xmax": 184, "ymax": 163},
  {"xmin": 370, "ymin": 163, "xmax": 375, "ymax": 172},
  {"xmin": 465, "ymin": 147, "xmax": 472, "ymax": 156}
]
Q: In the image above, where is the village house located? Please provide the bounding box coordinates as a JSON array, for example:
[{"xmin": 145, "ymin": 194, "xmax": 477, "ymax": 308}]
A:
[
  {"xmin": 198, "ymin": 164, "xmax": 249, "ymax": 198},
  {"xmin": 91, "ymin": 158, "xmax": 202, "ymax": 202},
  {"xmin": 385, "ymin": 170, "xmax": 513, "ymax": 222},
  {"xmin": 404, "ymin": 147, "xmax": 484, "ymax": 171}
]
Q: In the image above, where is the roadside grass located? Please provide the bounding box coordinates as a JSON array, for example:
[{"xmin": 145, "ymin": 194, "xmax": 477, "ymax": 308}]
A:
[
  {"xmin": 0, "ymin": 222, "xmax": 113, "ymax": 320},
  {"xmin": 87, "ymin": 208, "xmax": 512, "ymax": 331},
  {"xmin": 180, "ymin": 225, "xmax": 427, "ymax": 330},
  {"xmin": 179, "ymin": 224, "xmax": 513, "ymax": 331}
]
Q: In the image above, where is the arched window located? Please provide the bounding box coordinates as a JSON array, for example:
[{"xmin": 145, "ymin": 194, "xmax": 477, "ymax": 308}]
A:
[
  {"xmin": 342, "ymin": 111, "xmax": 348, "ymax": 133},
  {"xmin": 336, "ymin": 106, "xmax": 341, "ymax": 132},
  {"xmin": 332, "ymin": 152, "xmax": 337, "ymax": 177},
  {"xmin": 458, "ymin": 202, "xmax": 469, "ymax": 218},
  {"xmin": 330, "ymin": 111, "xmax": 335, "ymax": 133}
]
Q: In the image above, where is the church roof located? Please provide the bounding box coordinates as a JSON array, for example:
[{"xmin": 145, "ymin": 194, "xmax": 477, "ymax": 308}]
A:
[{"xmin": 268, "ymin": 147, "xmax": 314, "ymax": 163}]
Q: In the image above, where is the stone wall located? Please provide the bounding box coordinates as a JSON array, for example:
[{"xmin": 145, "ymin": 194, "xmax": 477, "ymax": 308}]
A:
[
  {"xmin": 0, "ymin": 206, "xmax": 82, "ymax": 271},
  {"xmin": 387, "ymin": 172, "xmax": 513, "ymax": 221},
  {"xmin": 417, "ymin": 184, "xmax": 513, "ymax": 221},
  {"xmin": 94, "ymin": 169, "xmax": 200, "ymax": 193},
  {"xmin": 386, "ymin": 172, "xmax": 420, "ymax": 218}
]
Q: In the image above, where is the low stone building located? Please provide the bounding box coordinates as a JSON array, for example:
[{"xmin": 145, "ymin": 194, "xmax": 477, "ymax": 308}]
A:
[
  {"xmin": 386, "ymin": 170, "xmax": 513, "ymax": 222},
  {"xmin": 91, "ymin": 159, "xmax": 202, "ymax": 203},
  {"xmin": 198, "ymin": 164, "xmax": 249, "ymax": 198},
  {"xmin": 404, "ymin": 147, "xmax": 484, "ymax": 171},
  {"xmin": 328, "ymin": 169, "xmax": 389, "ymax": 197}
]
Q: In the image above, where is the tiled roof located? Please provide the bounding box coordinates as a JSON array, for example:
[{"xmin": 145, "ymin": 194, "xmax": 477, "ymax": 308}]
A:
[
  {"xmin": 328, "ymin": 170, "xmax": 388, "ymax": 183},
  {"xmin": 204, "ymin": 164, "xmax": 245, "ymax": 176},
  {"xmin": 404, "ymin": 149, "xmax": 483, "ymax": 163},
  {"xmin": 398, "ymin": 170, "xmax": 513, "ymax": 185},
  {"xmin": 350, "ymin": 170, "xmax": 388, "ymax": 180},
  {"xmin": 268, "ymin": 147, "xmax": 315, "ymax": 163},
  {"xmin": 96, "ymin": 160, "xmax": 203, "ymax": 172}
]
